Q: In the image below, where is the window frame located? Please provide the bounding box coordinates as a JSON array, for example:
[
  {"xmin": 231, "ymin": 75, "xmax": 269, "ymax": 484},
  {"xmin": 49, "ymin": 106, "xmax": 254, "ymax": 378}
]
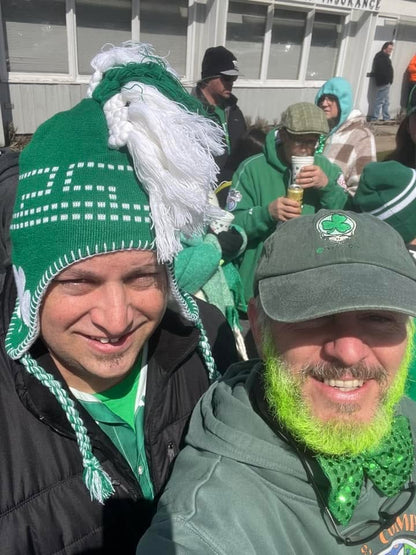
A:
[
  {"xmin": 4, "ymin": 0, "xmax": 195, "ymax": 84},
  {"xmin": 2, "ymin": 0, "xmax": 349, "ymax": 87},
  {"xmin": 226, "ymin": 0, "xmax": 349, "ymax": 88}
]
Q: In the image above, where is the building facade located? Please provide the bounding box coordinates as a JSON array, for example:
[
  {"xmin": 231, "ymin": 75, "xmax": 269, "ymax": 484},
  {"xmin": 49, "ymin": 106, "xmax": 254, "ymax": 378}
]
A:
[{"xmin": 0, "ymin": 0, "xmax": 415, "ymax": 145}]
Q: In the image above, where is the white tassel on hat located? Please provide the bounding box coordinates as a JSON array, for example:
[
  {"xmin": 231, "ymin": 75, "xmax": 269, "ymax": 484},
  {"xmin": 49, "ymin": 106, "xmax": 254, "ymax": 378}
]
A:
[{"xmin": 87, "ymin": 42, "xmax": 225, "ymax": 262}]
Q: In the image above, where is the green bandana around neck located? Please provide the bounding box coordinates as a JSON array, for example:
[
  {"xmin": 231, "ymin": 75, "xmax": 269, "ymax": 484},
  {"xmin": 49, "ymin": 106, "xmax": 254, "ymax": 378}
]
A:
[{"xmin": 317, "ymin": 414, "xmax": 414, "ymax": 525}]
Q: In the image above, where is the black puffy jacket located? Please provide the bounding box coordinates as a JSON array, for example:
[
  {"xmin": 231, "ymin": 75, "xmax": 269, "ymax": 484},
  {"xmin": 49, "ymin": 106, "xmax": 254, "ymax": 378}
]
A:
[
  {"xmin": 0, "ymin": 268, "xmax": 238, "ymax": 554},
  {"xmin": 0, "ymin": 148, "xmax": 19, "ymax": 291}
]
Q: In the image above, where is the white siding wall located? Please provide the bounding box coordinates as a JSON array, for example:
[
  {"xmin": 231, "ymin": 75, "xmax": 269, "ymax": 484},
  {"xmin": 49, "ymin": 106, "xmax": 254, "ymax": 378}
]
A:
[
  {"xmin": 1, "ymin": 0, "xmax": 416, "ymax": 142},
  {"xmin": 8, "ymin": 84, "xmax": 87, "ymax": 135}
]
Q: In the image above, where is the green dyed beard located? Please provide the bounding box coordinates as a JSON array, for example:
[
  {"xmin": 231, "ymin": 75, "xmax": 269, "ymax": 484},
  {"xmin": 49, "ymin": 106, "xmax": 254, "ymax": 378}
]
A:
[{"xmin": 263, "ymin": 328, "xmax": 413, "ymax": 457}]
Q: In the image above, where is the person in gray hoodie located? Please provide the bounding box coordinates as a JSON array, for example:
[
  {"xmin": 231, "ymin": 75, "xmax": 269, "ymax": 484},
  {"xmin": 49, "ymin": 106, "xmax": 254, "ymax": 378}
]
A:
[{"xmin": 138, "ymin": 209, "xmax": 416, "ymax": 555}]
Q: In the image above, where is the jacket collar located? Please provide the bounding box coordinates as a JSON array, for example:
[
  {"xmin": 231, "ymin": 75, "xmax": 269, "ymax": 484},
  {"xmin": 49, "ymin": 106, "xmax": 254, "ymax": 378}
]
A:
[{"xmin": 148, "ymin": 304, "xmax": 200, "ymax": 374}]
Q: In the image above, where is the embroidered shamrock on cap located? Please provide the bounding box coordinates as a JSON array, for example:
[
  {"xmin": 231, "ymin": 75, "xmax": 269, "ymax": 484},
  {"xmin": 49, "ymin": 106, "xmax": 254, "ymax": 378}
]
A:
[{"xmin": 317, "ymin": 213, "xmax": 356, "ymax": 241}]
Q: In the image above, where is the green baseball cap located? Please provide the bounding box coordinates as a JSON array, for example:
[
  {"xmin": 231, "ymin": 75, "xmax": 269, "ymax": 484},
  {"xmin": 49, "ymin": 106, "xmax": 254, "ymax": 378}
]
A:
[
  {"xmin": 255, "ymin": 210, "xmax": 416, "ymax": 323},
  {"xmin": 280, "ymin": 102, "xmax": 329, "ymax": 136}
]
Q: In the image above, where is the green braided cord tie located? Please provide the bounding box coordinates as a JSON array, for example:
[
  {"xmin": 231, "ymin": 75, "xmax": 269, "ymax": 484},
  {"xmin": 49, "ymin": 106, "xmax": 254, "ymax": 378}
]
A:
[
  {"xmin": 317, "ymin": 415, "xmax": 414, "ymax": 525},
  {"xmin": 21, "ymin": 354, "xmax": 115, "ymax": 504},
  {"xmin": 167, "ymin": 263, "xmax": 219, "ymax": 382},
  {"xmin": 181, "ymin": 290, "xmax": 219, "ymax": 382},
  {"xmin": 315, "ymin": 134, "xmax": 326, "ymax": 155},
  {"xmin": 167, "ymin": 261, "xmax": 198, "ymax": 323},
  {"xmin": 92, "ymin": 62, "xmax": 208, "ymax": 118}
]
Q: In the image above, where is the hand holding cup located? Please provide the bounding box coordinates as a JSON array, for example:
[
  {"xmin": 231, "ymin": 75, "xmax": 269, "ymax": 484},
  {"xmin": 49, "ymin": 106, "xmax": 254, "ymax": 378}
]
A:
[{"xmin": 296, "ymin": 165, "xmax": 328, "ymax": 189}]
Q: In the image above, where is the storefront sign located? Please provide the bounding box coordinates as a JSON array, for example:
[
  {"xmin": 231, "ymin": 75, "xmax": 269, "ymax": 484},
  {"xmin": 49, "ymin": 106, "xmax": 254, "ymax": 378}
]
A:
[{"xmin": 292, "ymin": 0, "xmax": 381, "ymax": 11}]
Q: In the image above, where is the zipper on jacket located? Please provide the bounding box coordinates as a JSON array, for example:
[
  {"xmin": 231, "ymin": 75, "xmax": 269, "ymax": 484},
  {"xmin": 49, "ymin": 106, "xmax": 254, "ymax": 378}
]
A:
[{"xmin": 167, "ymin": 441, "xmax": 177, "ymax": 463}]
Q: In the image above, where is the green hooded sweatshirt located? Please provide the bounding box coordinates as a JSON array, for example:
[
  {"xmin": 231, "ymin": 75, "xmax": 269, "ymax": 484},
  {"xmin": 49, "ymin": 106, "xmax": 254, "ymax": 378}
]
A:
[
  {"xmin": 138, "ymin": 362, "xmax": 416, "ymax": 555},
  {"xmin": 226, "ymin": 130, "xmax": 347, "ymax": 304}
]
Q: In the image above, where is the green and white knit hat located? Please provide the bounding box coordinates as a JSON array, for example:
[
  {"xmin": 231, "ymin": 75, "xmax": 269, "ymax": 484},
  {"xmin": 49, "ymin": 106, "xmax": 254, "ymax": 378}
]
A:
[
  {"xmin": 5, "ymin": 42, "xmax": 224, "ymax": 503},
  {"xmin": 352, "ymin": 161, "xmax": 416, "ymax": 244}
]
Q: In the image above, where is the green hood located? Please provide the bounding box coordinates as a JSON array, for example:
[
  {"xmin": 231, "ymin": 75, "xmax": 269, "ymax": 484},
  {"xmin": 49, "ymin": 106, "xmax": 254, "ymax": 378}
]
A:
[
  {"xmin": 263, "ymin": 129, "xmax": 287, "ymax": 173},
  {"xmin": 185, "ymin": 361, "xmax": 300, "ymax": 466}
]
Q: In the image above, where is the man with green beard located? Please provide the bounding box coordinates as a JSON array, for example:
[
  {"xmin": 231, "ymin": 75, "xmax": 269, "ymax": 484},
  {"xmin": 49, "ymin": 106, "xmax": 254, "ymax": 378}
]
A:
[{"xmin": 138, "ymin": 209, "xmax": 416, "ymax": 554}]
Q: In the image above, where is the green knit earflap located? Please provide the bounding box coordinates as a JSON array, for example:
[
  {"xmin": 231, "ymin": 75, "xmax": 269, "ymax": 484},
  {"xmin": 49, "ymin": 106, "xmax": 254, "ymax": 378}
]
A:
[{"xmin": 22, "ymin": 354, "xmax": 114, "ymax": 504}]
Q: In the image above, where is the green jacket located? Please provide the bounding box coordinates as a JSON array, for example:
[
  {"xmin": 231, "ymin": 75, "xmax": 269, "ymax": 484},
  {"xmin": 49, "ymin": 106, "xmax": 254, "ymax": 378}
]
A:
[
  {"xmin": 138, "ymin": 362, "xmax": 416, "ymax": 555},
  {"xmin": 226, "ymin": 129, "xmax": 347, "ymax": 303}
]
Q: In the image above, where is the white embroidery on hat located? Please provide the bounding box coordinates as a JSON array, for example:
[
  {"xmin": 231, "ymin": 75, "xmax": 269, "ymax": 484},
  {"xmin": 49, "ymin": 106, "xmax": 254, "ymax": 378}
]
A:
[
  {"xmin": 316, "ymin": 213, "xmax": 356, "ymax": 243},
  {"xmin": 13, "ymin": 266, "xmax": 31, "ymax": 327}
]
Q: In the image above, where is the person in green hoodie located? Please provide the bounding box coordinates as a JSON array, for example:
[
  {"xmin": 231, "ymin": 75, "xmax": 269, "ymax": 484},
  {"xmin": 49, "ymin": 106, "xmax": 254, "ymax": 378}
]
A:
[
  {"xmin": 138, "ymin": 210, "xmax": 416, "ymax": 555},
  {"xmin": 226, "ymin": 102, "xmax": 347, "ymax": 305}
]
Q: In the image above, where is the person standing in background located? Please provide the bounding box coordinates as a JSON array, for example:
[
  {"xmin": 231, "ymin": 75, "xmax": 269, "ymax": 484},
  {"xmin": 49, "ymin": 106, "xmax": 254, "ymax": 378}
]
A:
[
  {"xmin": 370, "ymin": 41, "xmax": 394, "ymax": 122},
  {"xmin": 193, "ymin": 46, "xmax": 247, "ymax": 192}
]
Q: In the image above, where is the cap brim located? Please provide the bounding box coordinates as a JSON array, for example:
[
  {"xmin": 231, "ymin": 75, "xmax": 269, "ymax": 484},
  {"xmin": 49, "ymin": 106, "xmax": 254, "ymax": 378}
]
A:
[
  {"xmin": 258, "ymin": 263, "xmax": 416, "ymax": 323},
  {"xmin": 284, "ymin": 128, "xmax": 326, "ymax": 136},
  {"xmin": 220, "ymin": 69, "xmax": 239, "ymax": 76}
]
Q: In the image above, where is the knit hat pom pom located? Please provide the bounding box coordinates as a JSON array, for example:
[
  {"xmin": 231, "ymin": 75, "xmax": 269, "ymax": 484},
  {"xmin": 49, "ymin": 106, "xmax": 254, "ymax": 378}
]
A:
[{"xmin": 88, "ymin": 42, "xmax": 225, "ymax": 261}]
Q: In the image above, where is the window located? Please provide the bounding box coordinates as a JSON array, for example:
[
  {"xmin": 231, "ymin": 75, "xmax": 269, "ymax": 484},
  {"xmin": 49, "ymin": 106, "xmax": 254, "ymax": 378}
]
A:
[
  {"xmin": 3, "ymin": 0, "xmax": 68, "ymax": 73},
  {"xmin": 76, "ymin": 0, "xmax": 132, "ymax": 75},
  {"xmin": 3, "ymin": 0, "xmax": 189, "ymax": 77},
  {"xmin": 269, "ymin": 9, "xmax": 306, "ymax": 80},
  {"xmin": 140, "ymin": 0, "xmax": 188, "ymax": 77},
  {"xmin": 226, "ymin": 1, "xmax": 268, "ymax": 79},
  {"xmin": 226, "ymin": 1, "xmax": 344, "ymax": 82},
  {"xmin": 307, "ymin": 12, "xmax": 342, "ymax": 80},
  {"xmin": 77, "ymin": 0, "xmax": 188, "ymax": 76}
]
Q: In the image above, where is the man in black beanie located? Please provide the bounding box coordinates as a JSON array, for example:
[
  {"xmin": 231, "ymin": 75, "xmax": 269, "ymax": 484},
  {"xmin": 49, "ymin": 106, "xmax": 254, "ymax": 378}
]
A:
[{"xmin": 193, "ymin": 46, "xmax": 247, "ymax": 201}]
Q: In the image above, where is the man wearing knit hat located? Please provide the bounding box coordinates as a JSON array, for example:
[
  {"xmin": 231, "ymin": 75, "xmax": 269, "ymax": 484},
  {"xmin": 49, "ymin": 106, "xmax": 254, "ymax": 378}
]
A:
[
  {"xmin": 193, "ymin": 46, "xmax": 247, "ymax": 191},
  {"xmin": 226, "ymin": 102, "xmax": 347, "ymax": 305},
  {"xmin": 139, "ymin": 210, "xmax": 416, "ymax": 554},
  {"xmin": 0, "ymin": 43, "xmax": 238, "ymax": 553}
]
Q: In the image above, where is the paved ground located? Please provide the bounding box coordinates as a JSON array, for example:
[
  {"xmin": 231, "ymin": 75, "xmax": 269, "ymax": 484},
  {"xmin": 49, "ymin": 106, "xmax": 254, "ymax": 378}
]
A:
[{"xmin": 369, "ymin": 121, "xmax": 399, "ymax": 157}]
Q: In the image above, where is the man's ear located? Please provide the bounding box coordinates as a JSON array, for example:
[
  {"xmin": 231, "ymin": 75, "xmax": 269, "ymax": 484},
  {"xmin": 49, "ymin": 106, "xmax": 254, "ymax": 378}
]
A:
[{"xmin": 248, "ymin": 297, "xmax": 264, "ymax": 359}]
